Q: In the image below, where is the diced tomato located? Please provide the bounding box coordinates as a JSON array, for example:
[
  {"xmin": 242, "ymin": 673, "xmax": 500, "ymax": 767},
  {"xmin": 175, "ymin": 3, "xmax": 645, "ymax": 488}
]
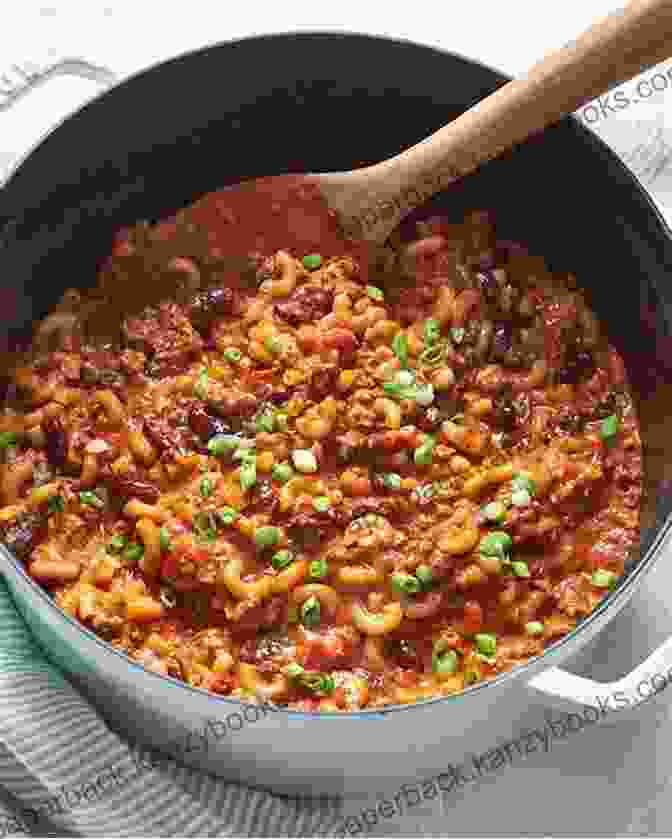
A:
[
  {"xmin": 586, "ymin": 547, "xmax": 614, "ymax": 570},
  {"xmin": 161, "ymin": 554, "xmax": 179, "ymax": 579},
  {"xmin": 463, "ymin": 600, "xmax": 484, "ymax": 635},
  {"xmin": 301, "ymin": 636, "xmax": 351, "ymax": 672},
  {"xmin": 334, "ymin": 603, "xmax": 353, "ymax": 625},
  {"xmin": 349, "ymin": 477, "xmax": 372, "ymax": 497},
  {"xmin": 321, "ymin": 637, "xmax": 346, "ymax": 658},
  {"xmin": 158, "ymin": 620, "xmax": 181, "ymax": 638},
  {"xmin": 296, "ymin": 325, "xmax": 322, "ymax": 353},
  {"xmin": 184, "ymin": 548, "xmax": 210, "ymax": 564},
  {"xmin": 244, "ymin": 367, "xmax": 276, "ymax": 383},
  {"xmin": 561, "ymin": 462, "xmax": 580, "ymax": 480},
  {"xmin": 332, "ymin": 686, "xmax": 347, "ymax": 708},
  {"xmin": 398, "ymin": 669, "xmax": 418, "ymax": 688},
  {"xmin": 203, "ymin": 671, "xmax": 233, "ymax": 694},
  {"xmin": 321, "ymin": 328, "xmax": 358, "ymax": 352}
]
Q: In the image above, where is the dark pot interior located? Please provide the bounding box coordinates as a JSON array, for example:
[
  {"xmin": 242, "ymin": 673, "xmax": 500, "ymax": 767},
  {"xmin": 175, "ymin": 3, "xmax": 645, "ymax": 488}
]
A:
[{"xmin": 0, "ymin": 30, "xmax": 671, "ymax": 593}]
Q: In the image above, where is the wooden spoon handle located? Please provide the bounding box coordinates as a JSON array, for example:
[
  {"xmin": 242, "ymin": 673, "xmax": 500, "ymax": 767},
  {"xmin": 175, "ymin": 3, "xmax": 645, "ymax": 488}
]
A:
[{"xmin": 327, "ymin": 0, "xmax": 672, "ymax": 241}]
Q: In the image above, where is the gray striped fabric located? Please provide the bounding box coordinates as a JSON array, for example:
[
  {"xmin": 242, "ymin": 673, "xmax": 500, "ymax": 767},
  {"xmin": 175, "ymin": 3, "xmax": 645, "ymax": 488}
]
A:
[{"xmin": 0, "ymin": 581, "xmax": 344, "ymax": 837}]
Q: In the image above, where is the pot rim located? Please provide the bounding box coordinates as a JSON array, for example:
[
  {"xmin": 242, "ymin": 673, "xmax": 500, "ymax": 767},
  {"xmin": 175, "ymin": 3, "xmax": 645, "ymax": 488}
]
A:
[{"xmin": 1, "ymin": 28, "xmax": 670, "ymax": 719}]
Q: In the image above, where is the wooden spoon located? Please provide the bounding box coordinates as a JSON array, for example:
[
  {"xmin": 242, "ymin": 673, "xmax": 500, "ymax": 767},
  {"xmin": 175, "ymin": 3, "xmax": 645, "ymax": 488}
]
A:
[
  {"xmin": 314, "ymin": 0, "xmax": 672, "ymax": 244},
  {"xmin": 69, "ymin": 0, "xmax": 672, "ymax": 342}
]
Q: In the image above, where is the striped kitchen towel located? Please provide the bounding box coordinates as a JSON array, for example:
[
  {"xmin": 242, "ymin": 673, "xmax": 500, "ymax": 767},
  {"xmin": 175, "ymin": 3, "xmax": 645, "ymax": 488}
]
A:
[{"xmin": 0, "ymin": 580, "xmax": 344, "ymax": 838}]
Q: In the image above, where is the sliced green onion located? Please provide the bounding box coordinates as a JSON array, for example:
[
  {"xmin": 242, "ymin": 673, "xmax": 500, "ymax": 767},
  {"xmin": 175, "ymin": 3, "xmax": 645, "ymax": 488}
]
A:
[
  {"xmin": 482, "ymin": 501, "xmax": 507, "ymax": 524},
  {"xmin": 264, "ymin": 335, "xmax": 283, "ymax": 354},
  {"xmin": 366, "ymin": 285, "xmax": 384, "ymax": 301},
  {"xmin": 208, "ymin": 434, "xmax": 240, "ymax": 456},
  {"xmin": 382, "ymin": 473, "xmax": 402, "ymax": 490},
  {"xmin": 309, "ymin": 558, "xmax": 328, "ymax": 579},
  {"xmin": 301, "ymin": 595, "xmax": 321, "ymax": 627},
  {"xmin": 382, "ymin": 382, "xmax": 416, "ymax": 401},
  {"xmin": 511, "ymin": 560, "xmax": 530, "ymax": 578},
  {"xmin": 512, "ymin": 472, "xmax": 536, "ymax": 496},
  {"xmin": 303, "ymin": 254, "xmax": 322, "ymax": 271},
  {"xmin": 414, "ymin": 384, "xmax": 435, "ymax": 406},
  {"xmin": 107, "ymin": 534, "xmax": 128, "ymax": 554},
  {"xmin": 194, "ymin": 367, "xmax": 209, "ymax": 399},
  {"xmin": 223, "ymin": 348, "xmax": 242, "ymax": 363},
  {"xmin": 79, "ymin": 490, "xmax": 104, "ymax": 509},
  {"xmin": 475, "ymin": 633, "xmax": 497, "ymax": 658},
  {"xmin": 200, "ymin": 476, "xmax": 214, "ymax": 498},
  {"xmin": 396, "ymin": 369, "xmax": 416, "ymax": 386},
  {"xmin": 432, "ymin": 649, "xmax": 459, "ymax": 675},
  {"xmin": 218, "ymin": 507, "xmax": 239, "ymax": 527},
  {"xmin": 392, "ymin": 333, "xmax": 409, "ymax": 368},
  {"xmin": 318, "ymin": 674, "xmax": 336, "ymax": 694},
  {"xmin": 159, "ymin": 526, "xmax": 172, "ymax": 552},
  {"xmin": 239, "ymin": 454, "xmax": 257, "ymax": 490},
  {"xmin": 254, "ymin": 526, "xmax": 280, "ymax": 548},
  {"xmin": 193, "ymin": 511, "xmax": 217, "ymax": 542},
  {"xmin": 479, "ymin": 531, "xmax": 512, "ymax": 557},
  {"xmin": 424, "ymin": 319, "xmax": 441, "ymax": 346},
  {"xmin": 123, "ymin": 542, "xmax": 144, "ymax": 563},
  {"xmin": 511, "ymin": 489, "xmax": 531, "ymax": 507},
  {"xmin": 414, "ymin": 435, "xmax": 437, "ymax": 467},
  {"xmin": 419, "ymin": 344, "xmax": 446, "ymax": 366},
  {"xmin": 313, "ymin": 496, "xmax": 331, "ymax": 513},
  {"xmin": 415, "ymin": 564, "xmax": 433, "ymax": 588},
  {"xmin": 47, "ymin": 494, "xmax": 65, "ymax": 514},
  {"xmin": 271, "ymin": 462, "xmax": 293, "ymax": 483},
  {"xmin": 525, "ymin": 621, "xmax": 545, "ymax": 636},
  {"xmin": 391, "ymin": 572, "xmax": 421, "ymax": 595},
  {"xmin": 600, "ymin": 413, "xmax": 620, "ymax": 441},
  {"xmin": 292, "ymin": 449, "xmax": 318, "ymax": 474},
  {"xmin": 255, "ymin": 411, "xmax": 275, "ymax": 433},
  {"xmin": 591, "ymin": 569, "xmax": 618, "ymax": 588},
  {"xmin": 272, "ymin": 549, "xmax": 294, "ymax": 570},
  {"xmin": 0, "ymin": 432, "xmax": 18, "ymax": 449}
]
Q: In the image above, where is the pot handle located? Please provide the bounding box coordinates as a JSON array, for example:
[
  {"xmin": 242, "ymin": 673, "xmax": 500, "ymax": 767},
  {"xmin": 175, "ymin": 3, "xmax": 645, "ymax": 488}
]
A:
[
  {"xmin": 528, "ymin": 635, "xmax": 672, "ymax": 716},
  {"xmin": 0, "ymin": 56, "xmax": 117, "ymax": 112}
]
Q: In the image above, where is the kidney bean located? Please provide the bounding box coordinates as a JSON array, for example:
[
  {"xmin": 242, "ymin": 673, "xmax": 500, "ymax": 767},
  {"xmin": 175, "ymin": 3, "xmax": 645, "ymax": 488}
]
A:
[
  {"xmin": 309, "ymin": 367, "xmax": 339, "ymax": 401},
  {"xmin": 476, "ymin": 269, "xmax": 498, "ymax": 302},
  {"xmin": 188, "ymin": 405, "xmax": 230, "ymax": 440},
  {"xmin": 3, "ymin": 512, "xmax": 46, "ymax": 560},
  {"xmin": 109, "ymin": 476, "xmax": 159, "ymax": 504},
  {"xmin": 417, "ymin": 407, "xmax": 442, "ymax": 433},
  {"xmin": 144, "ymin": 416, "xmax": 183, "ymax": 451},
  {"xmin": 404, "ymin": 591, "xmax": 444, "ymax": 620},
  {"xmin": 211, "ymin": 393, "xmax": 258, "ymax": 418},
  {"xmin": 321, "ymin": 328, "xmax": 358, "ymax": 352},
  {"xmin": 42, "ymin": 416, "xmax": 67, "ymax": 467},
  {"xmin": 491, "ymin": 322, "xmax": 513, "ymax": 360},
  {"xmin": 275, "ymin": 286, "xmax": 334, "ymax": 325}
]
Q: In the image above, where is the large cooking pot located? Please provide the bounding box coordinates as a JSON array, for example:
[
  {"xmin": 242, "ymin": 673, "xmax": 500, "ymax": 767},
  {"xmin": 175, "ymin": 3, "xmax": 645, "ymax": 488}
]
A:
[{"xmin": 1, "ymin": 32, "xmax": 672, "ymax": 799}]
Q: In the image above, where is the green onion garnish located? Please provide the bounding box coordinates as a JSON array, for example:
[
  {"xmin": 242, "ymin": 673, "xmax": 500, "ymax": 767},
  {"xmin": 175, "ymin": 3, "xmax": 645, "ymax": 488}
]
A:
[
  {"xmin": 303, "ymin": 254, "xmax": 322, "ymax": 271},
  {"xmin": 392, "ymin": 333, "xmax": 409, "ymax": 368},
  {"xmin": 194, "ymin": 368, "xmax": 209, "ymax": 399},
  {"xmin": 600, "ymin": 413, "xmax": 620, "ymax": 442}
]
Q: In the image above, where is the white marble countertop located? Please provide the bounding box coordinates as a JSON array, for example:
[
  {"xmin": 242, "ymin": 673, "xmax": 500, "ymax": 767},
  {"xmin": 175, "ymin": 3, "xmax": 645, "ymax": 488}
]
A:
[{"xmin": 3, "ymin": 2, "xmax": 672, "ymax": 835}]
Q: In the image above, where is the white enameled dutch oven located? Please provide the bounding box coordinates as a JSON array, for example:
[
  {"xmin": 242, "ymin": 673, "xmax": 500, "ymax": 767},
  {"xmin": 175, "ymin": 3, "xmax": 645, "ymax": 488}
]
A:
[{"xmin": 2, "ymin": 34, "xmax": 672, "ymax": 797}]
